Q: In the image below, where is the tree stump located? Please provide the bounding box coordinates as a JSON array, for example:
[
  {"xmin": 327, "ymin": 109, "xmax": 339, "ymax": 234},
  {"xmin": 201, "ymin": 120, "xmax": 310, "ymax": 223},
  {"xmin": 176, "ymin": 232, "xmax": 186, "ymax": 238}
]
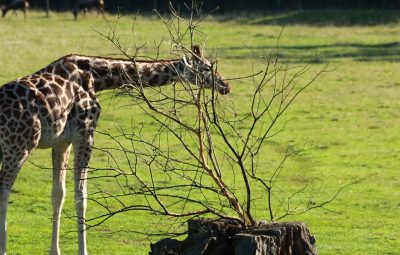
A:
[
  {"xmin": 234, "ymin": 222, "xmax": 317, "ymax": 255},
  {"xmin": 149, "ymin": 219, "xmax": 317, "ymax": 255}
]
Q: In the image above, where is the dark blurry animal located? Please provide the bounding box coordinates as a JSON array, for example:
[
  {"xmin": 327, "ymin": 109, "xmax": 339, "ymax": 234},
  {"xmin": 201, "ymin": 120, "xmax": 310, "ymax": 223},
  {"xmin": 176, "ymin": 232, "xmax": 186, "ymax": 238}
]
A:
[
  {"xmin": 72, "ymin": 0, "xmax": 104, "ymax": 20},
  {"xmin": 1, "ymin": 0, "xmax": 29, "ymax": 18}
]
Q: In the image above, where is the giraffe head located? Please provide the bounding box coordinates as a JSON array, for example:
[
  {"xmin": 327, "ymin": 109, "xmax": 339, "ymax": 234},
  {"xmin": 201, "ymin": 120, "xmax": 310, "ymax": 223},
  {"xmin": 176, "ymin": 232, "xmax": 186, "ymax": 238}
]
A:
[{"xmin": 180, "ymin": 45, "xmax": 232, "ymax": 95}]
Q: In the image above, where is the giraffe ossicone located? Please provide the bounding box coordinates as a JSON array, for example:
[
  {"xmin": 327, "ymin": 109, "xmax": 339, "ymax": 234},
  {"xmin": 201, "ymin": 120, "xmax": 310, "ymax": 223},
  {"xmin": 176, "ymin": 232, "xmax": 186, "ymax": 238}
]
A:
[{"xmin": 0, "ymin": 45, "xmax": 231, "ymax": 255}]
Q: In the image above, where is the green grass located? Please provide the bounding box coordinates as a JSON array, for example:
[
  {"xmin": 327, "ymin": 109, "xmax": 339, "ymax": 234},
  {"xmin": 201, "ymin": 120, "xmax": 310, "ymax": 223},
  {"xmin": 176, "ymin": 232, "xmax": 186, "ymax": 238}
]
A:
[{"xmin": 0, "ymin": 10, "xmax": 399, "ymax": 254}]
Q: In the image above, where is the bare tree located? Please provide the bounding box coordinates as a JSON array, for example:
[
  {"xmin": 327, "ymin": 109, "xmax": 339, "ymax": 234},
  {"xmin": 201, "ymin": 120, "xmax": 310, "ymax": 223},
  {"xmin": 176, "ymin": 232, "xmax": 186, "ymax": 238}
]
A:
[{"xmin": 85, "ymin": 2, "xmax": 336, "ymax": 237}]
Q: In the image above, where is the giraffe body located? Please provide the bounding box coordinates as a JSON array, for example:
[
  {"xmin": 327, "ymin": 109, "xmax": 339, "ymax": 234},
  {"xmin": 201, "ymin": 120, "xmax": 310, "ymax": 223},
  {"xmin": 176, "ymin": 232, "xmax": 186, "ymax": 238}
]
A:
[{"xmin": 0, "ymin": 48, "xmax": 231, "ymax": 255}]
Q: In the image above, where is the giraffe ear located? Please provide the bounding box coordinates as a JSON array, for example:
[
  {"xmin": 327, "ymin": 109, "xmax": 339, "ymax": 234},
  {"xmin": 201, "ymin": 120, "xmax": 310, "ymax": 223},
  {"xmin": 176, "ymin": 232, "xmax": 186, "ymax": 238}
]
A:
[{"xmin": 192, "ymin": 45, "xmax": 202, "ymax": 59}]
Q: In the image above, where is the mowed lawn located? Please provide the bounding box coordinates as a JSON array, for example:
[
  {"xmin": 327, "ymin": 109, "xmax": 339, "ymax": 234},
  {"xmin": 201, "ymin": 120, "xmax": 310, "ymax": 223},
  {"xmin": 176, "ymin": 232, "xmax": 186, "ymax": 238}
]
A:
[{"xmin": 0, "ymin": 10, "xmax": 399, "ymax": 254}]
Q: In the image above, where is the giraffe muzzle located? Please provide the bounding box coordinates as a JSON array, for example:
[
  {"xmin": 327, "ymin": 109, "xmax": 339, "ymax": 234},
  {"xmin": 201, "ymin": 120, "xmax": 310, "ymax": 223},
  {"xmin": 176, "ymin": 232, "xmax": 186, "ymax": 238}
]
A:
[{"xmin": 218, "ymin": 81, "xmax": 232, "ymax": 95}]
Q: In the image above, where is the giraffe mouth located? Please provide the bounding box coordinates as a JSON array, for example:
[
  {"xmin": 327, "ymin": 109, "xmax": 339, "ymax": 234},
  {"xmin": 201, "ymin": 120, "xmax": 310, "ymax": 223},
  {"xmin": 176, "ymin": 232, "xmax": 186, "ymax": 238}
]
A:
[{"xmin": 218, "ymin": 81, "xmax": 232, "ymax": 95}]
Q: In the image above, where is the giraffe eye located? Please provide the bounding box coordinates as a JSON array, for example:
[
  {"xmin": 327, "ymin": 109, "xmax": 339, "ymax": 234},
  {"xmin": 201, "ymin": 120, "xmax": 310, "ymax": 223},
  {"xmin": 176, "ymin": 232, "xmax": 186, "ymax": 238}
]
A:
[{"xmin": 203, "ymin": 66, "xmax": 212, "ymax": 72}]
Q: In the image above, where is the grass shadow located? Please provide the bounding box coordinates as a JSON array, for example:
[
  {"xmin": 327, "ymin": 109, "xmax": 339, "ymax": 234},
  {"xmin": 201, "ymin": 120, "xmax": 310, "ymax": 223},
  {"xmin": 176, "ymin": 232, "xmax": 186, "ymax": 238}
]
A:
[
  {"xmin": 220, "ymin": 42, "xmax": 400, "ymax": 63},
  {"xmin": 217, "ymin": 10, "xmax": 400, "ymax": 26}
]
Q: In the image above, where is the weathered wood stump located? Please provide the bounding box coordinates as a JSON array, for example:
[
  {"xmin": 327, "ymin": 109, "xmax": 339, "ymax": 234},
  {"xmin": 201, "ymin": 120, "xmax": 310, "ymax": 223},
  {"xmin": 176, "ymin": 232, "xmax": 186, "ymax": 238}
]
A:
[
  {"xmin": 234, "ymin": 222, "xmax": 317, "ymax": 255},
  {"xmin": 149, "ymin": 218, "xmax": 317, "ymax": 255}
]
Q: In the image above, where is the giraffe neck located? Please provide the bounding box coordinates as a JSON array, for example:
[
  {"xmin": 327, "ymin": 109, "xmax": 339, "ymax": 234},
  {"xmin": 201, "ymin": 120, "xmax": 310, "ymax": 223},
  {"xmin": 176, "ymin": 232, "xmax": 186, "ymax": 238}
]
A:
[{"xmin": 47, "ymin": 55, "xmax": 185, "ymax": 93}]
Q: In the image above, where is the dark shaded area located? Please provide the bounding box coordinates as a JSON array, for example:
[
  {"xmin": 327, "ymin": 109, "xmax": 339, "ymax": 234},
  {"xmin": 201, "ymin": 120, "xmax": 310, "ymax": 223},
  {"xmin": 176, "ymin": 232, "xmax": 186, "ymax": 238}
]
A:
[
  {"xmin": 0, "ymin": 1, "xmax": 398, "ymax": 27},
  {"xmin": 1, "ymin": 0, "xmax": 400, "ymax": 12},
  {"xmin": 150, "ymin": 218, "xmax": 317, "ymax": 255},
  {"xmin": 219, "ymin": 42, "xmax": 400, "ymax": 63},
  {"xmin": 228, "ymin": 10, "xmax": 400, "ymax": 26}
]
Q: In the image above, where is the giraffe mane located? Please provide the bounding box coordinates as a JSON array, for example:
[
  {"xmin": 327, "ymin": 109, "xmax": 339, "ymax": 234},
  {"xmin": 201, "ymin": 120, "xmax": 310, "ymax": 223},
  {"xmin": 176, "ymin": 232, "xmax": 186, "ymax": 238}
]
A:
[{"xmin": 60, "ymin": 54, "xmax": 183, "ymax": 63}]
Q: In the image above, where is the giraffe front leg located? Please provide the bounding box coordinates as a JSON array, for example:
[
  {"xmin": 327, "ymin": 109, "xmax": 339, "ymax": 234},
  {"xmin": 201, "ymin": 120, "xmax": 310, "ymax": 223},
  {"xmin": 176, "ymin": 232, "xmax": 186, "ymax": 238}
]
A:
[
  {"xmin": 50, "ymin": 144, "xmax": 72, "ymax": 255},
  {"xmin": 72, "ymin": 78, "xmax": 100, "ymax": 255},
  {"xmin": 73, "ymin": 133, "xmax": 94, "ymax": 255}
]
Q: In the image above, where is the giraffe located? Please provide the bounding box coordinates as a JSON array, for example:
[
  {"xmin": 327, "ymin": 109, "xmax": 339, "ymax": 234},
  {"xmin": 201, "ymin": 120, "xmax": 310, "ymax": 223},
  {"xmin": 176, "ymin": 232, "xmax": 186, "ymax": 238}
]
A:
[
  {"xmin": 0, "ymin": 45, "xmax": 231, "ymax": 255},
  {"xmin": 1, "ymin": 0, "xmax": 29, "ymax": 18},
  {"xmin": 72, "ymin": 0, "xmax": 104, "ymax": 20}
]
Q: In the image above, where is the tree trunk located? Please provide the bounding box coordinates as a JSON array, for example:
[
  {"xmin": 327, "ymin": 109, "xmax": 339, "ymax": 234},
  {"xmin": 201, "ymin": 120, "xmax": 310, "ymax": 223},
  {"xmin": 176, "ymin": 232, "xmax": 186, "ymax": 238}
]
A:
[
  {"xmin": 45, "ymin": 0, "xmax": 50, "ymax": 17},
  {"xmin": 149, "ymin": 219, "xmax": 317, "ymax": 255}
]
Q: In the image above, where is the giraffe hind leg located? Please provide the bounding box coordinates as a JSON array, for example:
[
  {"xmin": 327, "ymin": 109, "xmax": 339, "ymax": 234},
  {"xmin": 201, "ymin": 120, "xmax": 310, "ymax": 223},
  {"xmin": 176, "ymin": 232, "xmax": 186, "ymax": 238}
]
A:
[
  {"xmin": 0, "ymin": 147, "xmax": 33, "ymax": 255},
  {"xmin": 0, "ymin": 114, "xmax": 40, "ymax": 255}
]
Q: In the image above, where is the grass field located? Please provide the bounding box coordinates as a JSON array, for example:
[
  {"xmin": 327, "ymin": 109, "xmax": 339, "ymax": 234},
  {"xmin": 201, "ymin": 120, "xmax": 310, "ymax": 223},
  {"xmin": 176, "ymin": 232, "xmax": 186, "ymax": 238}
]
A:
[{"xmin": 0, "ymin": 10, "xmax": 399, "ymax": 254}]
